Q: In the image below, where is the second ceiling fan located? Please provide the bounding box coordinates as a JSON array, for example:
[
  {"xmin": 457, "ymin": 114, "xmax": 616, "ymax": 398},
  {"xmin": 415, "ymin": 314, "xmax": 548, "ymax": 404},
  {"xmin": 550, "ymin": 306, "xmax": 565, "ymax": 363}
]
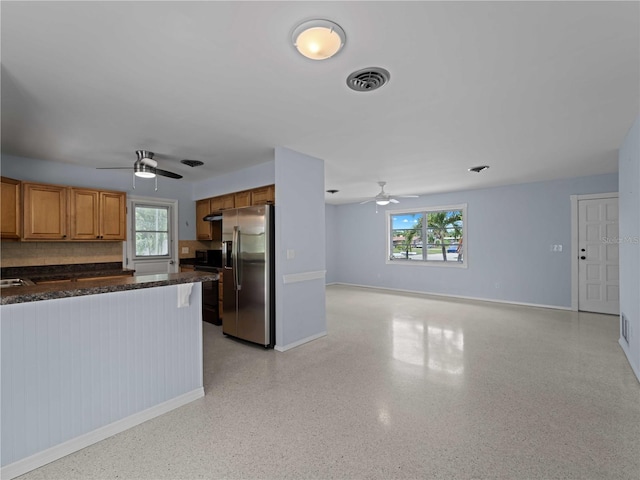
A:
[{"xmin": 361, "ymin": 181, "xmax": 419, "ymax": 206}]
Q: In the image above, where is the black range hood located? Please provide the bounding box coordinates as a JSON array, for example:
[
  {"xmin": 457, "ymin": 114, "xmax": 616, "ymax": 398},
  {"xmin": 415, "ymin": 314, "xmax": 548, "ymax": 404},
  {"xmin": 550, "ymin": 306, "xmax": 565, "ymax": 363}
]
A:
[{"xmin": 203, "ymin": 213, "xmax": 223, "ymax": 222}]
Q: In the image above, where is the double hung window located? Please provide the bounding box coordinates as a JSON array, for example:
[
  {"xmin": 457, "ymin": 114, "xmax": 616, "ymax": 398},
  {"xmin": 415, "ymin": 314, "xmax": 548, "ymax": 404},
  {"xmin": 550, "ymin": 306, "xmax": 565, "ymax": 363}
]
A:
[
  {"xmin": 133, "ymin": 204, "xmax": 170, "ymax": 258},
  {"xmin": 386, "ymin": 204, "xmax": 466, "ymax": 267}
]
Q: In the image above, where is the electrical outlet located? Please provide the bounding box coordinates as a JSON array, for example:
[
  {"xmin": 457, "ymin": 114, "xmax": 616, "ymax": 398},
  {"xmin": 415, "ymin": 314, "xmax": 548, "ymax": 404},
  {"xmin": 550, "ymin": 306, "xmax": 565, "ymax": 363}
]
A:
[
  {"xmin": 550, "ymin": 244, "xmax": 563, "ymax": 252},
  {"xmin": 181, "ymin": 247, "xmax": 189, "ymax": 254},
  {"xmin": 286, "ymin": 249, "xmax": 295, "ymax": 260}
]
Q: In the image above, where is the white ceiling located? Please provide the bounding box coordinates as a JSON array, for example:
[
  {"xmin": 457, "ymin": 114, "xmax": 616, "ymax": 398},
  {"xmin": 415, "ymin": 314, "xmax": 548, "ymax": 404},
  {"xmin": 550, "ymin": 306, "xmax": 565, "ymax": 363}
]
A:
[{"xmin": 2, "ymin": 1, "xmax": 638, "ymax": 204}]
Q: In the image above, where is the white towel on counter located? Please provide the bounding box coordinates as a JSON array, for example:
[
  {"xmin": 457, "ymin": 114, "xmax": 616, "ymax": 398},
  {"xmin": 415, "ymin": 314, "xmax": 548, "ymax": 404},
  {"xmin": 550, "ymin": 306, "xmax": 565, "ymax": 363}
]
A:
[{"xmin": 177, "ymin": 283, "xmax": 193, "ymax": 308}]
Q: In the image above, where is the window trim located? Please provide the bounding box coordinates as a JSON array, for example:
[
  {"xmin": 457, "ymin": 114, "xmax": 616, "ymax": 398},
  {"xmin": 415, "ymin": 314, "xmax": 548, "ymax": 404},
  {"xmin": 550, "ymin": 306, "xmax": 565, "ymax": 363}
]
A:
[
  {"xmin": 385, "ymin": 203, "xmax": 468, "ymax": 268},
  {"xmin": 132, "ymin": 202, "xmax": 172, "ymax": 259}
]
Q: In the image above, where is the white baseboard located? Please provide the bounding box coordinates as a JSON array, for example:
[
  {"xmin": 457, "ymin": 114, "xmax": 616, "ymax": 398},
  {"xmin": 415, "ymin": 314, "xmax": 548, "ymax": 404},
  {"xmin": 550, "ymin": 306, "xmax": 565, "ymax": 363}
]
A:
[
  {"xmin": 332, "ymin": 282, "xmax": 572, "ymax": 311},
  {"xmin": 1, "ymin": 388, "xmax": 205, "ymax": 480},
  {"xmin": 275, "ymin": 331, "xmax": 327, "ymax": 352},
  {"xmin": 619, "ymin": 338, "xmax": 640, "ymax": 383}
]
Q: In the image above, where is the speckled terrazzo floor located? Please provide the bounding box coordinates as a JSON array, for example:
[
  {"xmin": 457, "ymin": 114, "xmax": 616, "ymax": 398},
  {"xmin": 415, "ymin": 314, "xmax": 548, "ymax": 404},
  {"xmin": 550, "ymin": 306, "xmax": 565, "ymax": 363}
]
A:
[{"xmin": 15, "ymin": 285, "xmax": 640, "ymax": 480}]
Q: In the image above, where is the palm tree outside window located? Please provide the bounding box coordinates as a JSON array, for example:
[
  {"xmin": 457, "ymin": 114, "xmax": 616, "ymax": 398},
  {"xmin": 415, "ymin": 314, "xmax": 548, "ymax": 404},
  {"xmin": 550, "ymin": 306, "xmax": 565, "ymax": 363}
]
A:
[{"xmin": 387, "ymin": 204, "xmax": 466, "ymax": 266}]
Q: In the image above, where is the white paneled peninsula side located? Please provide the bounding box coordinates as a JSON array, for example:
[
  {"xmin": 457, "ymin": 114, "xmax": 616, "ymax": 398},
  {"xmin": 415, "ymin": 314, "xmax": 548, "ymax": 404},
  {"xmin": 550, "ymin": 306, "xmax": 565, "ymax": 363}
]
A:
[{"xmin": 0, "ymin": 272, "xmax": 217, "ymax": 480}]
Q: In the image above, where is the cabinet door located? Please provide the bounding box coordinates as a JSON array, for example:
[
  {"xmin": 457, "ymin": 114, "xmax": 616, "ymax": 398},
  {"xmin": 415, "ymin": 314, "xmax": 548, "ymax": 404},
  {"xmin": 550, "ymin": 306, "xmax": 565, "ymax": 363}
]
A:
[
  {"xmin": 23, "ymin": 183, "xmax": 68, "ymax": 240},
  {"xmin": 234, "ymin": 191, "xmax": 251, "ymax": 208},
  {"xmin": 70, "ymin": 189, "xmax": 100, "ymax": 239},
  {"xmin": 211, "ymin": 194, "xmax": 235, "ymax": 211},
  {"xmin": 251, "ymin": 185, "xmax": 275, "ymax": 205},
  {"xmin": 1, "ymin": 177, "xmax": 21, "ymax": 239},
  {"xmin": 100, "ymin": 191, "xmax": 126, "ymax": 240},
  {"xmin": 196, "ymin": 199, "xmax": 212, "ymax": 240}
]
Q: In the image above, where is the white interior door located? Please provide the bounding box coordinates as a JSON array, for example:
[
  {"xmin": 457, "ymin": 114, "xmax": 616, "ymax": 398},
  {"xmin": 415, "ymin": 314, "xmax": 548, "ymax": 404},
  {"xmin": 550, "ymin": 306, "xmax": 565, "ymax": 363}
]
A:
[
  {"xmin": 126, "ymin": 197, "xmax": 178, "ymax": 275},
  {"xmin": 578, "ymin": 197, "xmax": 619, "ymax": 315}
]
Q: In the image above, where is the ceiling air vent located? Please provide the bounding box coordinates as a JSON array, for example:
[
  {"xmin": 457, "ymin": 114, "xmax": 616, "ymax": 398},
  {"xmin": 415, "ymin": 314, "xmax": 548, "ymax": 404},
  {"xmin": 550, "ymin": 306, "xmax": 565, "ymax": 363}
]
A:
[
  {"xmin": 180, "ymin": 159, "xmax": 204, "ymax": 167},
  {"xmin": 346, "ymin": 67, "xmax": 390, "ymax": 92}
]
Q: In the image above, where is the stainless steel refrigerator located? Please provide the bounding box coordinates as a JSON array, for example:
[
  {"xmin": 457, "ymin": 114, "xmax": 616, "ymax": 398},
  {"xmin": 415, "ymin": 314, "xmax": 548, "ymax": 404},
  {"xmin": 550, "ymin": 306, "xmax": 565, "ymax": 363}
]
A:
[{"xmin": 221, "ymin": 205, "xmax": 275, "ymax": 348}]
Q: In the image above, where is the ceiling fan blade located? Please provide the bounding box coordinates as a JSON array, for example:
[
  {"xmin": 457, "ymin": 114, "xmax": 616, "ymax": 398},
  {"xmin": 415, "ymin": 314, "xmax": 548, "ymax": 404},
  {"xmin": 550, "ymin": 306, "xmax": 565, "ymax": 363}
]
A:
[
  {"xmin": 360, "ymin": 199, "xmax": 375, "ymax": 204},
  {"xmin": 155, "ymin": 168, "xmax": 183, "ymax": 179},
  {"xmin": 96, "ymin": 167, "xmax": 133, "ymax": 170},
  {"xmin": 389, "ymin": 198, "xmax": 400, "ymax": 204},
  {"xmin": 397, "ymin": 195, "xmax": 419, "ymax": 198}
]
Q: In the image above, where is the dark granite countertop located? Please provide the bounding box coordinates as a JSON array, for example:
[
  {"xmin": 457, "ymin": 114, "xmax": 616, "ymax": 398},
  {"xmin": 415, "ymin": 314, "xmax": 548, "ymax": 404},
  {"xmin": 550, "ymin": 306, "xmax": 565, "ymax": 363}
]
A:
[
  {"xmin": 1, "ymin": 271, "xmax": 219, "ymax": 305},
  {"xmin": 1, "ymin": 262, "xmax": 135, "ymax": 283}
]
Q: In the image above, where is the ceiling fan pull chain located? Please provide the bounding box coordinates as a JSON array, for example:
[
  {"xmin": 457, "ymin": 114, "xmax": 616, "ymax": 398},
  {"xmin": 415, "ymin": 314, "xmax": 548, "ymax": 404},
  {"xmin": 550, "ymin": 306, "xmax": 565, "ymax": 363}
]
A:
[
  {"xmin": 132, "ymin": 171, "xmax": 136, "ymax": 190},
  {"xmin": 155, "ymin": 175, "xmax": 158, "ymax": 192}
]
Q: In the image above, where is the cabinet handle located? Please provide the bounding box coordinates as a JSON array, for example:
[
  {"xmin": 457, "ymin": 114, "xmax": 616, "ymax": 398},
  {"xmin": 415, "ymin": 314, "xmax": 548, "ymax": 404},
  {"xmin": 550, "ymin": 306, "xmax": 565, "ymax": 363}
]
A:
[{"xmin": 62, "ymin": 235, "xmax": 67, "ymax": 238}]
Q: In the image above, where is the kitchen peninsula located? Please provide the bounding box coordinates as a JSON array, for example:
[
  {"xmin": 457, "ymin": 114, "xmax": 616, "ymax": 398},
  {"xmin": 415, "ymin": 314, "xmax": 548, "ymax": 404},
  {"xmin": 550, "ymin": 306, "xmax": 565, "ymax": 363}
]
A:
[{"xmin": 0, "ymin": 269, "xmax": 218, "ymax": 479}]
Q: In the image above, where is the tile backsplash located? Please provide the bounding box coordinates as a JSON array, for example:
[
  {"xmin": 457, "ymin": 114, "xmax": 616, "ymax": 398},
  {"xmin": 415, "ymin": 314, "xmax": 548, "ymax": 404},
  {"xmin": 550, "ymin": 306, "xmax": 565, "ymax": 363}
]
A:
[
  {"xmin": 178, "ymin": 240, "xmax": 218, "ymax": 258},
  {"xmin": 1, "ymin": 241, "xmax": 123, "ymax": 267},
  {"xmin": 1, "ymin": 239, "xmax": 219, "ymax": 267}
]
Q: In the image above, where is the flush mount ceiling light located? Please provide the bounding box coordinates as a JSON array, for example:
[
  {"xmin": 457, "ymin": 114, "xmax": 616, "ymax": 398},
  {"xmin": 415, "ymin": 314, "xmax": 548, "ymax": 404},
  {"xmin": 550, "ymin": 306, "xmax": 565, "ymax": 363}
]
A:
[
  {"xmin": 292, "ymin": 19, "xmax": 346, "ymax": 60},
  {"xmin": 468, "ymin": 165, "xmax": 490, "ymax": 173}
]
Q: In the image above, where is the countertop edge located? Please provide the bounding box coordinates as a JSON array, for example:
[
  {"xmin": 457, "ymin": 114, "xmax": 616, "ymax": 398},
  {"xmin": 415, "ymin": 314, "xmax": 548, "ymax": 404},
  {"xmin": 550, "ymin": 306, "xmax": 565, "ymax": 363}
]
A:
[{"xmin": 1, "ymin": 272, "xmax": 219, "ymax": 305}]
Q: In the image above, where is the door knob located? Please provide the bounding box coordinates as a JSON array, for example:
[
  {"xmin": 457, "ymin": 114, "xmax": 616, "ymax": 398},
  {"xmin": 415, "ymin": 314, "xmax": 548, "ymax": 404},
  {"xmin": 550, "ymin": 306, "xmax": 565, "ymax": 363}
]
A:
[{"xmin": 580, "ymin": 256, "xmax": 586, "ymax": 260}]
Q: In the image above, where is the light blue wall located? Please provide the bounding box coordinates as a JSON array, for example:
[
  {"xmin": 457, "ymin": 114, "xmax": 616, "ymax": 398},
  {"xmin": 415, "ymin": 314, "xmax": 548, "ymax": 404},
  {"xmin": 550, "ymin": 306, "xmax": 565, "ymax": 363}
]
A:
[
  {"xmin": 331, "ymin": 173, "xmax": 618, "ymax": 308},
  {"xmin": 618, "ymin": 114, "xmax": 640, "ymax": 382},
  {"xmin": 192, "ymin": 161, "xmax": 275, "ymax": 200},
  {"xmin": 1, "ymin": 154, "xmax": 196, "ymax": 239},
  {"xmin": 325, "ymin": 204, "xmax": 339, "ymax": 284},
  {"xmin": 274, "ymin": 147, "xmax": 326, "ymax": 349}
]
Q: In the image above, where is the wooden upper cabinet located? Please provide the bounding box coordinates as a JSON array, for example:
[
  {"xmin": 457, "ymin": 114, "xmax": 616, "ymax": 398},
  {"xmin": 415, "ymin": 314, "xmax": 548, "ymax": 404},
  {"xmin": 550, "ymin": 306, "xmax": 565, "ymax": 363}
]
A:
[
  {"xmin": 234, "ymin": 190, "xmax": 251, "ymax": 208},
  {"xmin": 70, "ymin": 189, "xmax": 99, "ymax": 239},
  {"xmin": 23, "ymin": 182, "xmax": 68, "ymax": 240},
  {"xmin": 99, "ymin": 191, "xmax": 126, "ymax": 240},
  {"xmin": 70, "ymin": 189, "xmax": 126, "ymax": 240},
  {"xmin": 1, "ymin": 176, "xmax": 21, "ymax": 239},
  {"xmin": 210, "ymin": 194, "xmax": 235, "ymax": 211},
  {"xmin": 196, "ymin": 198, "xmax": 212, "ymax": 240},
  {"xmin": 251, "ymin": 185, "xmax": 275, "ymax": 205}
]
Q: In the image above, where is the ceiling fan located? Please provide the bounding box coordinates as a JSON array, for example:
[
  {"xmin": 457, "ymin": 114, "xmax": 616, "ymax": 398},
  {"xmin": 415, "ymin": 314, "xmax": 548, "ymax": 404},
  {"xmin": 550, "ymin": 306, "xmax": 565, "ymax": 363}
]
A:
[
  {"xmin": 98, "ymin": 150, "xmax": 183, "ymax": 190},
  {"xmin": 360, "ymin": 181, "xmax": 419, "ymax": 206}
]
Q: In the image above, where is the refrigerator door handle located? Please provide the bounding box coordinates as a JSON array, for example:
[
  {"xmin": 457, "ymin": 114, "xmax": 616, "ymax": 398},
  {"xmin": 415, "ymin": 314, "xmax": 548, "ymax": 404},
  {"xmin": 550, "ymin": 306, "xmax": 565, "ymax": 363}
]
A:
[
  {"xmin": 232, "ymin": 226, "xmax": 241, "ymax": 291},
  {"xmin": 236, "ymin": 227, "xmax": 242, "ymax": 290}
]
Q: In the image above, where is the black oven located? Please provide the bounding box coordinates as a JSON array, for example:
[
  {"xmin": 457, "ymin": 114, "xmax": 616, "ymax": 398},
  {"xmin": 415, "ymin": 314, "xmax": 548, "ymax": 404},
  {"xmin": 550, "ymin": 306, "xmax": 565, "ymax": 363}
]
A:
[{"xmin": 194, "ymin": 263, "xmax": 220, "ymax": 326}]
